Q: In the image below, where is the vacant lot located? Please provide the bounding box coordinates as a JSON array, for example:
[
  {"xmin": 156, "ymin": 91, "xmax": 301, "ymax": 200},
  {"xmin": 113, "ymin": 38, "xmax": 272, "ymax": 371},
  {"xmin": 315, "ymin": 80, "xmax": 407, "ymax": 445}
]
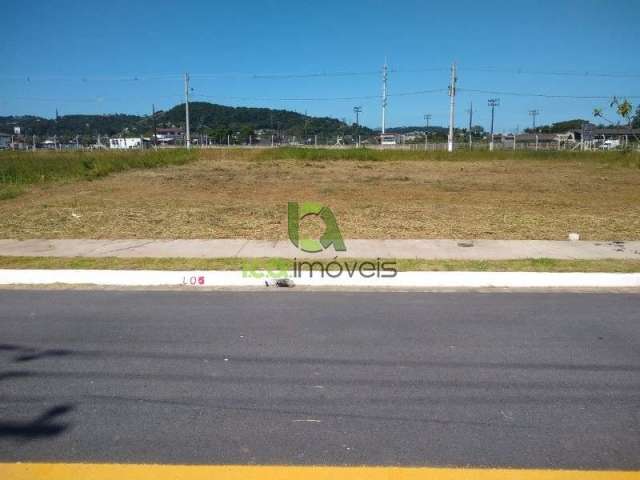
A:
[{"xmin": 0, "ymin": 148, "xmax": 639, "ymax": 240}]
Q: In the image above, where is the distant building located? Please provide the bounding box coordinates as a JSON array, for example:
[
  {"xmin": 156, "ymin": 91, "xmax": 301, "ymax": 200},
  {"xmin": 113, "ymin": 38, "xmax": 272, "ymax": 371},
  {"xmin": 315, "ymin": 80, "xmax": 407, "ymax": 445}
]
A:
[
  {"xmin": 109, "ymin": 137, "xmax": 144, "ymax": 149},
  {"xmin": 513, "ymin": 133, "xmax": 559, "ymax": 147},
  {"xmin": 0, "ymin": 133, "xmax": 11, "ymax": 149},
  {"xmin": 565, "ymin": 126, "xmax": 640, "ymax": 143},
  {"xmin": 400, "ymin": 131, "xmax": 423, "ymax": 142},
  {"xmin": 379, "ymin": 133, "xmax": 399, "ymax": 145},
  {"xmin": 503, "ymin": 127, "xmax": 640, "ymax": 149},
  {"xmin": 155, "ymin": 128, "xmax": 185, "ymax": 145},
  {"xmin": 515, "ymin": 133, "xmax": 557, "ymax": 143}
]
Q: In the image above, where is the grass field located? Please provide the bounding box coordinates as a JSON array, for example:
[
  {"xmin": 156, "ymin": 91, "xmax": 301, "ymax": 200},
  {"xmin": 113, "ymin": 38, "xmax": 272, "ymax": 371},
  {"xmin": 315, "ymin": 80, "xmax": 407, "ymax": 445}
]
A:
[
  {"xmin": 0, "ymin": 148, "xmax": 198, "ymax": 200},
  {"xmin": 0, "ymin": 147, "xmax": 639, "ymax": 240},
  {"xmin": 1, "ymin": 256, "xmax": 639, "ymax": 273},
  {"xmin": 258, "ymin": 146, "xmax": 640, "ymax": 166}
]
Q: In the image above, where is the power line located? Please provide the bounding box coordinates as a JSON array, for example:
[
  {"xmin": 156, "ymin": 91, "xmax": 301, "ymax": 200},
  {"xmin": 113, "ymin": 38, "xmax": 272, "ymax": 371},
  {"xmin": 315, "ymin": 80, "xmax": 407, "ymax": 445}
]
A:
[
  {"xmin": 4, "ymin": 65, "xmax": 640, "ymax": 83},
  {"xmin": 391, "ymin": 88, "xmax": 448, "ymax": 97},
  {"xmin": 0, "ymin": 71, "xmax": 381, "ymax": 83},
  {"xmin": 458, "ymin": 88, "xmax": 640, "ymax": 99},
  {"xmin": 213, "ymin": 71, "xmax": 380, "ymax": 79},
  {"xmin": 5, "ymin": 83, "xmax": 640, "ymax": 105},
  {"xmin": 458, "ymin": 66, "xmax": 640, "ymax": 79},
  {"xmin": 0, "ymin": 94, "xmax": 183, "ymax": 103},
  {"xmin": 6, "ymin": 84, "xmax": 638, "ymax": 106},
  {"xmin": 1, "ymin": 88, "xmax": 449, "ymax": 105},
  {"xmin": 192, "ymin": 88, "xmax": 446, "ymax": 103},
  {"xmin": 0, "ymin": 68, "xmax": 448, "ymax": 83},
  {"xmin": 0, "ymin": 74, "xmax": 184, "ymax": 82}
]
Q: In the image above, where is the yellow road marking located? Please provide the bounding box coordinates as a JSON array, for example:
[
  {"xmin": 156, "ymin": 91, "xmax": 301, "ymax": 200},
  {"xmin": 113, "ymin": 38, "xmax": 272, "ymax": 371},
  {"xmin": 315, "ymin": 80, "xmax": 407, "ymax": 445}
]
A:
[{"xmin": 1, "ymin": 464, "xmax": 639, "ymax": 480}]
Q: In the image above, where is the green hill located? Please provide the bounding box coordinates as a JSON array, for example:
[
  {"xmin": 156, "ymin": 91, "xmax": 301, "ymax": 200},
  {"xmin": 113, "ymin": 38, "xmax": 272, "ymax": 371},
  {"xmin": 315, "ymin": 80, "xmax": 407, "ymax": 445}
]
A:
[{"xmin": 0, "ymin": 102, "xmax": 374, "ymax": 142}]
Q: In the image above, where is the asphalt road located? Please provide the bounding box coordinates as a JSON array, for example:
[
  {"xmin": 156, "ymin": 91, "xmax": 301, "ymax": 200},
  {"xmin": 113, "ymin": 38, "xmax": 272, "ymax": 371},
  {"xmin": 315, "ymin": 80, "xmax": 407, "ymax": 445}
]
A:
[{"xmin": 1, "ymin": 290, "xmax": 639, "ymax": 469}]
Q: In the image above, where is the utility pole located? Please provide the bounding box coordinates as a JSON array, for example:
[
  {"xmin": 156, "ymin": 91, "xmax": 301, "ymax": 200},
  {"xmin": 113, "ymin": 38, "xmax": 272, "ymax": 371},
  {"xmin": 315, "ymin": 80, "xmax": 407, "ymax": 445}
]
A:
[
  {"xmin": 466, "ymin": 101, "xmax": 474, "ymax": 149},
  {"xmin": 184, "ymin": 73, "xmax": 191, "ymax": 149},
  {"xmin": 529, "ymin": 109, "xmax": 539, "ymax": 131},
  {"xmin": 381, "ymin": 59, "xmax": 388, "ymax": 135},
  {"xmin": 447, "ymin": 62, "xmax": 457, "ymax": 152},
  {"xmin": 152, "ymin": 104, "xmax": 158, "ymax": 149},
  {"xmin": 488, "ymin": 98, "xmax": 500, "ymax": 151},
  {"xmin": 423, "ymin": 114, "xmax": 431, "ymax": 151},
  {"xmin": 353, "ymin": 106, "xmax": 362, "ymax": 147}
]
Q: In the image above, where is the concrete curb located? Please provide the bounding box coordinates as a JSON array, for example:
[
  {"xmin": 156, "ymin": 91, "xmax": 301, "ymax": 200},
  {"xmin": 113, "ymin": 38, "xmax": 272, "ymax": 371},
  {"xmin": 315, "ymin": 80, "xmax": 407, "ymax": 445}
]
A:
[{"xmin": 1, "ymin": 270, "xmax": 639, "ymax": 289}]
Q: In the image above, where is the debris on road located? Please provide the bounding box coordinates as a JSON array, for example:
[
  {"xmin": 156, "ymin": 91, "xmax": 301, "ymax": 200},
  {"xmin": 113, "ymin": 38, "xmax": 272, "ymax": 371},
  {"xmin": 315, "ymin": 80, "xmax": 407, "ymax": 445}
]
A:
[{"xmin": 265, "ymin": 278, "xmax": 295, "ymax": 288}]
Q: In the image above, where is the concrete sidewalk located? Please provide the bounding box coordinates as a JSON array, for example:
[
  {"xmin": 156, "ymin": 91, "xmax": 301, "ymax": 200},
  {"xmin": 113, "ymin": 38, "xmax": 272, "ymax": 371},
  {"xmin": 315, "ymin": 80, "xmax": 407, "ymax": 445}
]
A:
[{"xmin": 0, "ymin": 239, "xmax": 639, "ymax": 260}]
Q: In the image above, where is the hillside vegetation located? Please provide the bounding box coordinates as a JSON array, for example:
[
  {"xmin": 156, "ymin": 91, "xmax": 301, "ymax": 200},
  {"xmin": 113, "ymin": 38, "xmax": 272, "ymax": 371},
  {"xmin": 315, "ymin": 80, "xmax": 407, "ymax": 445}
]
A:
[{"xmin": 0, "ymin": 102, "xmax": 372, "ymax": 141}]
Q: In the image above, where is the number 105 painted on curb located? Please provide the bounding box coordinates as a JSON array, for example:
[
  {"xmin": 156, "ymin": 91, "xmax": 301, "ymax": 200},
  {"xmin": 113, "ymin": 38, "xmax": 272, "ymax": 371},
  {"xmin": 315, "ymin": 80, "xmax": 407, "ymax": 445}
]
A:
[{"xmin": 182, "ymin": 275, "xmax": 205, "ymax": 286}]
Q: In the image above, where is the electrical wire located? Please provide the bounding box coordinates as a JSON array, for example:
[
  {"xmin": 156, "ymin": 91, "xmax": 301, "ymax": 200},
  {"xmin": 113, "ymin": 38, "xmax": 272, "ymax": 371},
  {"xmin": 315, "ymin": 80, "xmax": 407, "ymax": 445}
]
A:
[
  {"xmin": 0, "ymin": 94, "xmax": 183, "ymax": 103},
  {"xmin": 458, "ymin": 66, "xmax": 640, "ymax": 79},
  {"xmin": 458, "ymin": 88, "xmax": 640, "ymax": 99},
  {"xmin": 4, "ymin": 65, "xmax": 640, "ymax": 83},
  {"xmin": 192, "ymin": 88, "xmax": 447, "ymax": 102}
]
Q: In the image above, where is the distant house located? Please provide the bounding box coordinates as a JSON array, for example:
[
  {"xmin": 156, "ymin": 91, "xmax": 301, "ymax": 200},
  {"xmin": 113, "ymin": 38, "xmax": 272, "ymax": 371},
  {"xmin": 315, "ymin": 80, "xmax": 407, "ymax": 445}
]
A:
[
  {"xmin": 0, "ymin": 133, "xmax": 11, "ymax": 149},
  {"xmin": 155, "ymin": 127, "xmax": 185, "ymax": 145},
  {"xmin": 513, "ymin": 133, "xmax": 559, "ymax": 146},
  {"xmin": 400, "ymin": 131, "xmax": 423, "ymax": 142},
  {"xmin": 379, "ymin": 133, "xmax": 399, "ymax": 145},
  {"xmin": 109, "ymin": 137, "xmax": 144, "ymax": 149},
  {"xmin": 566, "ymin": 126, "xmax": 640, "ymax": 143}
]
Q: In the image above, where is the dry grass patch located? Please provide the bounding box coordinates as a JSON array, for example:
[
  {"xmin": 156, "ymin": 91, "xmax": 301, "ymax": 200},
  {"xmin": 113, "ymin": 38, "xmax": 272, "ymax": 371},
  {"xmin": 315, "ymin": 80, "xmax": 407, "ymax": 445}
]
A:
[
  {"xmin": 0, "ymin": 148, "xmax": 639, "ymax": 240},
  {"xmin": 1, "ymin": 256, "xmax": 639, "ymax": 273}
]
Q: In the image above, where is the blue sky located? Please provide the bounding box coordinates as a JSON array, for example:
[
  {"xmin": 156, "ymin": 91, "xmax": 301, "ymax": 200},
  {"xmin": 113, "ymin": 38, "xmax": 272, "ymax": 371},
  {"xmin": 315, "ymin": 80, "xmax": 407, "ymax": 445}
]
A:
[{"xmin": 2, "ymin": 0, "xmax": 639, "ymax": 132}]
